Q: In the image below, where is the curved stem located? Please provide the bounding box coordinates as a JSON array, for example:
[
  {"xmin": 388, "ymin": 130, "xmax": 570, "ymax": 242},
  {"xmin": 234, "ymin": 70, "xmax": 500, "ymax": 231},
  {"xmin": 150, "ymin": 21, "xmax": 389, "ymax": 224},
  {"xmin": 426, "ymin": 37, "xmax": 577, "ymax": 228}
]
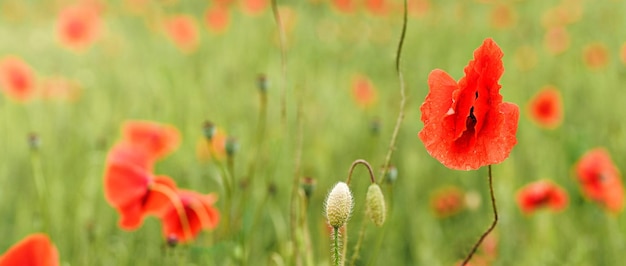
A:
[
  {"xmin": 150, "ymin": 183, "xmax": 193, "ymax": 241},
  {"xmin": 346, "ymin": 159, "xmax": 376, "ymax": 185},
  {"xmin": 461, "ymin": 165, "xmax": 498, "ymax": 265},
  {"xmin": 379, "ymin": 0, "xmax": 408, "ymax": 183}
]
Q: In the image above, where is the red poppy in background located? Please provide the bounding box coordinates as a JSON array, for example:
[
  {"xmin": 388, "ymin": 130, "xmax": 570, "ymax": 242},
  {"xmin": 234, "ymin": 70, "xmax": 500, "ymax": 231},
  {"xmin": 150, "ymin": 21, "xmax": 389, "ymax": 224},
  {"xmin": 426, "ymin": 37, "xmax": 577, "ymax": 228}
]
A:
[
  {"xmin": 351, "ymin": 74, "xmax": 377, "ymax": 109},
  {"xmin": 0, "ymin": 233, "xmax": 58, "ymax": 266},
  {"xmin": 164, "ymin": 15, "xmax": 200, "ymax": 53},
  {"xmin": 408, "ymin": 0, "xmax": 429, "ymax": 18},
  {"xmin": 161, "ymin": 190, "xmax": 220, "ymax": 243},
  {"xmin": 39, "ymin": 76, "xmax": 81, "ymax": 102},
  {"xmin": 0, "ymin": 56, "xmax": 36, "ymax": 102},
  {"xmin": 517, "ymin": 180, "xmax": 568, "ymax": 214},
  {"xmin": 122, "ymin": 120, "xmax": 181, "ymax": 162},
  {"xmin": 56, "ymin": 2, "xmax": 102, "ymax": 51},
  {"xmin": 107, "ymin": 142, "xmax": 154, "ymax": 170},
  {"xmin": 365, "ymin": 0, "xmax": 389, "ymax": 16},
  {"xmin": 582, "ymin": 43, "xmax": 609, "ymax": 70},
  {"xmin": 527, "ymin": 86, "xmax": 563, "ymax": 129},
  {"xmin": 205, "ymin": 5, "xmax": 230, "ymax": 34},
  {"xmin": 419, "ymin": 38, "xmax": 519, "ymax": 170},
  {"xmin": 430, "ymin": 186, "xmax": 465, "ymax": 218},
  {"xmin": 196, "ymin": 127, "xmax": 228, "ymax": 162},
  {"xmin": 575, "ymin": 148, "xmax": 624, "ymax": 213},
  {"xmin": 104, "ymin": 161, "xmax": 177, "ymax": 229},
  {"xmin": 241, "ymin": 0, "xmax": 268, "ymax": 16},
  {"xmin": 489, "ymin": 4, "xmax": 516, "ymax": 30},
  {"xmin": 544, "ymin": 27, "xmax": 569, "ymax": 55},
  {"xmin": 331, "ymin": 0, "xmax": 356, "ymax": 14}
]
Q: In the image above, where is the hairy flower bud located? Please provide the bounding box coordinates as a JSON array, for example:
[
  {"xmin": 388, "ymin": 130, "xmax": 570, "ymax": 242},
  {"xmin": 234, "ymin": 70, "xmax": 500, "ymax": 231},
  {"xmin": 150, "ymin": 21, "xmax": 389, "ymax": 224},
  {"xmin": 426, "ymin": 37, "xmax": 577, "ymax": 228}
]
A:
[
  {"xmin": 365, "ymin": 184, "xmax": 386, "ymax": 226},
  {"xmin": 325, "ymin": 182, "xmax": 353, "ymax": 228}
]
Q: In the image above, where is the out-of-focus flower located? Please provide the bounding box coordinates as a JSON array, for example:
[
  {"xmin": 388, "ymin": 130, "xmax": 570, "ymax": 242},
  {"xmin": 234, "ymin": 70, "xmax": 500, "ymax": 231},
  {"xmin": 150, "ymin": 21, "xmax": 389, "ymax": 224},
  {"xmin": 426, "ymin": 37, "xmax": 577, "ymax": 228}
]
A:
[
  {"xmin": 517, "ymin": 180, "xmax": 568, "ymax": 214},
  {"xmin": 544, "ymin": 27, "xmax": 570, "ymax": 55},
  {"xmin": 205, "ymin": 5, "xmax": 230, "ymax": 34},
  {"xmin": 164, "ymin": 15, "xmax": 200, "ymax": 53},
  {"xmin": 489, "ymin": 4, "xmax": 517, "ymax": 29},
  {"xmin": 0, "ymin": 233, "xmax": 58, "ymax": 266},
  {"xmin": 430, "ymin": 186, "xmax": 465, "ymax": 218},
  {"xmin": 56, "ymin": 2, "xmax": 102, "ymax": 51},
  {"xmin": 0, "ymin": 56, "xmax": 36, "ymax": 102},
  {"xmin": 241, "ymin": 0, "xmax": 268, "ymax": 16},
  {"xmin": 39, "ymin": 76, "xmax": 81, "ymax": 102},
  {"xmin": 196, "ymin": 128, "xmax": 228, "ymax": 162},
  {"xmin": 575, "ymin": 148, "xmax": 624, "ymax": 214},
  {"xmin": 121, "ymin": 120, "xmax": 181, "ymax": 162},
  {"xmin": 582, "ymin": 43, "xmax": 609, "ymax": 70},
  {"xmin": 160, "ymin": 190, "xmax": 220, "ymax": 243},
  {"xmin": 527, "ymin": 86, "xmax": 564, "ymax": 129},
  {"xmin": 351, "ymin": 74, "xmax": 377, "ymax": 109}
]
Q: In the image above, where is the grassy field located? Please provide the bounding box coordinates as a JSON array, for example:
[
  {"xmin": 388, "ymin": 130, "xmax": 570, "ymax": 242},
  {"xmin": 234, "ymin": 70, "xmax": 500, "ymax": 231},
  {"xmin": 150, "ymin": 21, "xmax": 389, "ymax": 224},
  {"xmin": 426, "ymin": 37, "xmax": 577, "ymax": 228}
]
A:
[{"xmin": 1, "ymin": 0, "xmax": 626, "ymax": 265}]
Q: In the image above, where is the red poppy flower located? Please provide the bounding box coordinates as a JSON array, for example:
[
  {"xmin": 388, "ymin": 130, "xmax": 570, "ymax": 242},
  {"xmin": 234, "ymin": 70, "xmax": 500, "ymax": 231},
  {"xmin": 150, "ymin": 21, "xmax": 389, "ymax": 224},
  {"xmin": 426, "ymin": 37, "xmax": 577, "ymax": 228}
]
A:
[
  {"xmin": 418, "ymin": 38, "xmax": 519, "ymax": 170},
  {"xmin": 351, "ymin": 74, "xmax": 377, "ymax": 109},
  {"xmin": 0, "ymin": 56, "xmax": 36, "ymax": 102},
  {"xmin": 121, "ymin": 120, "xmax": 181, "ymax": 162},
  {"xmin": 582, "ymin": 43, "xmax": 609, "ymax": 70},
  {"xmin": 205, "ymin": 6, "xmax": 230, "ymax": 34},
  {"xmin": 160, "ymin": 190, "xmax": 220, "ymax": 243},
  {"xmin": 0, "ymin": 233, "xmax": 58, "ymax": 266},
  {"xmin": 241, "ymin": 0, "xmax": 267, "ymax": 16},
  {"xmin": 164, "ymin": 15, "xmax": 200, "ymax": 53},
  {"xmin": 365, "ymin": 0, "xmax": 389, "ymax": 16},
  {"xmin": 527, "ymin": 86, "xmax": 563, "ymax": 129},
  {"xmin": 430, "ymin": 186, "xmax": 465, "ymax": 218},
  {"xmin": 575, "ymin": 148, "xmax": 624, "ymax": 213},
  {"xmin": 107, "ymin": 142, "xmax": 154, "ymax": 170},
  {"xmin": 104, "ymin": 161, "xmax": 177, "ymax": 230},
  {"xmin": 56, "ymin": 3, "xmax": 102, "ymax": 51},
  {"xmin": 517, "ymin": 180, "xmax": 568, "ymax": 214}
]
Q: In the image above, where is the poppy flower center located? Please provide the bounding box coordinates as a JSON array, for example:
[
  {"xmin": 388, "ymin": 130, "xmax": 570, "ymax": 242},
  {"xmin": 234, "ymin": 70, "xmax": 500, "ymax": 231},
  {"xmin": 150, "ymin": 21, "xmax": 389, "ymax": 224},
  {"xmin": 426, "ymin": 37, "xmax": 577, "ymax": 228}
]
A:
[{"xmin": 464, "ymin": 91, "xmax": 479, "ymax": 130}]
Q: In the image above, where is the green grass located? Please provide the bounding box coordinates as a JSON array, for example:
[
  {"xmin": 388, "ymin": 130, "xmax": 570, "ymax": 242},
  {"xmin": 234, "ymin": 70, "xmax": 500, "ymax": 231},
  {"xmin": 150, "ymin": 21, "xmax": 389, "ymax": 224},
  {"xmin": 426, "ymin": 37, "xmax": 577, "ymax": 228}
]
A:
[{"xmin": 1, "ymin": 0, "xmax": 626, "ymax": 265}]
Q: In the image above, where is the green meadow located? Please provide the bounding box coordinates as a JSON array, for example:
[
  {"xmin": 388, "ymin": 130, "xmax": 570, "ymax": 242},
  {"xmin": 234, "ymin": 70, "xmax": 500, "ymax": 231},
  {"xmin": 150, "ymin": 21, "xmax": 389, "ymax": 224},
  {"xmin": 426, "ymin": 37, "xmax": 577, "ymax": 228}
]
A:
[{"xmin": 1, "ymin": 0, "xmax": 626, "ymax": 265}]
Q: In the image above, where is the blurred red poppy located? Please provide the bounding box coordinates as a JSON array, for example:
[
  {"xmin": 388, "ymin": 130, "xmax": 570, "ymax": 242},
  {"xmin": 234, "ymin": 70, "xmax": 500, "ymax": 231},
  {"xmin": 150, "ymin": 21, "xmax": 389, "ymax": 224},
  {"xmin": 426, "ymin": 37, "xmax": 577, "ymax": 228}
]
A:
[
  {"xmin": 430, "ymin": 186, "xmax": 465, "ymax": 218},
  {"xmin": 0, "ymin": 233, "xmax": 58, "ymax": 266},
  {"xmin": 241, "ymin": 0, "xmax": 267, "ymax": 16},
  {"xmin": 365, "ymin": 0, "xmax": 389, "ymax": 16},
  {"xmin": 418, "ymin": 38, "xmax": 519, "ymax": 170},
  {"xmin": 489, "ymin": 4, "xmax": 516, "ymax": 29},
  {"xmin": 104, "ymin": 161, "xmax": 177, "ymax": 230},
  {"xmin": 408, "ymin": 0, "xmax": 429, "ymax": 18},
  {"xmin": 351, "ymin": 74, "xmax": 377, "ymax": 109},
  {"xmin": 582, "ymin": 43, "xmax": 609, "ymax": 70},
  {"xmin": 160, "ymin": 190, "xmax": 220, "ymax": 243},
  {"xmin": 122, "ymin": 120, "xmax": 181, "ymax": 162},
  {"xmin": 205, "ymin": 5, "xmax": 230, "ymax": 34},
  {"xmin": 527, "ymin": 86, "xmax": 563, "ymax": 129},
  {"xmin": 164, "ymin": 15, "xmax": 200, "ymax": 53},
  {"xmin": 544, "ymin": 27, "xmax": 569, "ymax": 55},
  {"xmin": 517, "ymin": 180, "xmax": 568, "ymax": 214},
  {"xmin": 0, "ymin": 56, "xmax": 36, "ymax": 102},
  {"xmin": 331, "ymin": 0, "xmax": 356, "ymax": 14},
  {"xmin": 575, "ymin": 148, "xmax": 624, "ymax": 213},
  {"xmin": 56, "ymin": 2, "xmax": 102, "ymax": 51},
  {"xmin": 107, "ymin": 142, "xmax": 154, "ymax": 171}
]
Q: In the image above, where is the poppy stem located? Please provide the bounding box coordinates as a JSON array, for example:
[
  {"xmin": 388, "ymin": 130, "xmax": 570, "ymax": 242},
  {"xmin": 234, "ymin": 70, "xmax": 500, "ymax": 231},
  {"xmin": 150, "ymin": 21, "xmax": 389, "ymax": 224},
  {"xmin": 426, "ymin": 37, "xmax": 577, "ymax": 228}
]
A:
[
  {"xmin": 289, "ymin": 101, "xmax": 305, "ymax": 265},
  {"xmin": 270, "ymin": 0, "xmax": 288, "ymax": 124},
  {"xmin": 207, "ymin": 142, "xmax": 233, "ymax": 236},
  {"xmin": 462, "ymin": 165, "xmax": 498, "ymax": 265},
  {"xmin": 332, "ymin": 227, "xmax": 341, "ymax": 266},
  {"xmin": 30, "ymin": 149, "xmax": 50, "ymax": 233},
  {"xmin": 379, "ymin": 0, "xmax": 408, "ymax": 183},
  {"xmin": 346, "ymin": 159, "xmax": 377, "ymax": 185},
  {"xmin": 150, "ymin": 183, "xmax": 193, "ymax": 242},
  {"xmin": 349, "ymin": 221, "xmax": 368, "ymax": 266}
]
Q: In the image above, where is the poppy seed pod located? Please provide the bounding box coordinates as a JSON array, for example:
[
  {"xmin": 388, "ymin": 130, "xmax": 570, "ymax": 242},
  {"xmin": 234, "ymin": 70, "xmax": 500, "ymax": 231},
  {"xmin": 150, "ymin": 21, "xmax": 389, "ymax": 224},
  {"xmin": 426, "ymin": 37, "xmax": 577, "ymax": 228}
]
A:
[
  {"xmin": 325, "ymin": 182, "xmax": 353, "ymax": 228},
  {"xmin": 365, "ymin": 184, "xmax": 386, "ymax": 226}
]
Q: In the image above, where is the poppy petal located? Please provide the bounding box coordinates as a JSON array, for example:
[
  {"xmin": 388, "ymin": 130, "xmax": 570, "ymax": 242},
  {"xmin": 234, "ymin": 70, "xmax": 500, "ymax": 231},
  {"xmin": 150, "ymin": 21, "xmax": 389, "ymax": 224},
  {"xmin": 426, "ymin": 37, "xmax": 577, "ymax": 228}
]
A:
[{"xmin": 0, "ymin": 233, "xmax": 59, "ymax": 266}]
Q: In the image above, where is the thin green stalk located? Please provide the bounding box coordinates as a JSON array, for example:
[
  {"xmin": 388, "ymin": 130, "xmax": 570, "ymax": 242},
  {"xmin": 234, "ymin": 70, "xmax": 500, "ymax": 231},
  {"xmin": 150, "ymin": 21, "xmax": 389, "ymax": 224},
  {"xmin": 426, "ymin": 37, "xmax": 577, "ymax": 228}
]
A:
[
  {"xmin": 461, "ymin": 165, "xmax": 498, "ymax": 265},
  {"xmin": 333, "ymin": 227, "xmax": 341, "ymax": 266},
  {"xmin": 30, "ymin": 150, "xmax": 50, "ymax": 233},
  {"xmin": 208, "ymin": 141, "xmax": 233, "ymax": 236},
  {"xmin": 379, "ymin": 0, "xmax": 408, "ymax": 183},
  {"xmin": 271, "ymin": 0, "xmax": 288, "ymax": 123},
  {"xmin": 349, "ymin": 222, "xmax": 368, "ymax": 266}
]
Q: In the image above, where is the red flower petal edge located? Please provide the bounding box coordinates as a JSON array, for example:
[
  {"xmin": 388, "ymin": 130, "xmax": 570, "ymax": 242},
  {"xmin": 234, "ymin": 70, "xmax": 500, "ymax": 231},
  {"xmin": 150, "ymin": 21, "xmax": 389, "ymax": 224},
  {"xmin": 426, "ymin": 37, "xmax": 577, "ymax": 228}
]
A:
[{"xmin": 0, "ymin": 233, "xmax": 59, "ymax": 266}]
